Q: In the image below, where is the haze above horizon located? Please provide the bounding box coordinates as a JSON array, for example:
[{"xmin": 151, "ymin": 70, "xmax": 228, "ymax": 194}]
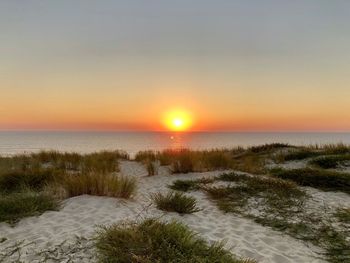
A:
[{"xmin": 1, "ymin": 1, "xmax": 350, "ymax": 132}]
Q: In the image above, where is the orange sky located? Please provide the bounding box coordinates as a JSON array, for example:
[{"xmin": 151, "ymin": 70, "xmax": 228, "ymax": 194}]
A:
[{"xmin": 1, "ymin": 1, "xmax": 350, "ymax": 132}]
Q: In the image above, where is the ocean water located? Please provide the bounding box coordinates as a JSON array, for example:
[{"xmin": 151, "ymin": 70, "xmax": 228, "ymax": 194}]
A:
[{"xmin": 0, "ymin": 131, "xmax": 349, "ymax": 157}]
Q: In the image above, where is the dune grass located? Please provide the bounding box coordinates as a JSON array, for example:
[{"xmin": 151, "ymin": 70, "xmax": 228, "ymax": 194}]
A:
[
  {"xmin": 0, "ymin": 168, "xmax": 58, "ymax": 194},
  {"xmin": 200, "ymin": 172, "xmax": 350, "ymax": 263},
  {"xmin": 0, "ymin": 150, "xmax": 128, "ymax": 175},
  {"xmin": 309, "ymin": 155, "xmax": 350, "ymax": 169},
  {"xmin": 270, "ymin": 168, "xmax": 350, "ymax": 194},
  {"xmin": 61, "ymin": 173, "xmax": 136, "ymax": 199},
  {"xmin": 134, "ymin": 145, "xmax": 284, "ymax": 174},
  {"xmin": 0, "ymin": 190, "xmax": 60, "ymax": 224},
  {"xmin": 203, "ymin": 172, "xmax": 305, "ymax": 214},
  {"xmin": 95, "ymin": 218, "xmax": 255, "ymax": 263},
  {"xmin": 168, "ymin": 177, "xmax": 214, "ymax": 192},
  {"xmin": 276, "ymin": 143, "xmax": 350, "ymax": 162},
  {"xmin": 151, "ymin": 191, "xmax": 200, "ymax": 214}
]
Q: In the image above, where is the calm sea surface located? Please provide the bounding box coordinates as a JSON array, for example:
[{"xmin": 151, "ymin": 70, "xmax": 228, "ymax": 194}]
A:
[{"xmin": 0, "ymin": 132, "xmax": 350, "ymax": 157}]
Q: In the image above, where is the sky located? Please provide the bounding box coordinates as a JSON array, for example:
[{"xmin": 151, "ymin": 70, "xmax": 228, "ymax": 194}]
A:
[{"xmin": 1, "ymin": 0, "xmax": 350, "ymax": 131}]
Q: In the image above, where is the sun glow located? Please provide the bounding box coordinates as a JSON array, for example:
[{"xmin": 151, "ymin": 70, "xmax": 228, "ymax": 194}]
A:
[{"xmin": 164, "ymin": 110, "xmax": 192, "ymax": 131}]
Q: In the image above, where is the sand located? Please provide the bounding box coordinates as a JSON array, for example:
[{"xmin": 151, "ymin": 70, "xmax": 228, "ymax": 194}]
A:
[{"xmin": 1, "ymin": 160, "xmax": 349, "ymax": 262}]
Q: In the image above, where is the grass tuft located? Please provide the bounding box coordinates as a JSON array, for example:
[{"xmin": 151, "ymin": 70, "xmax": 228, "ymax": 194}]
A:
[
  {"xmin": 95, "ymin": 218, "xmax": 255, "ymax": 263},
  {"xmin": 62, "ymin": 173, "xmax": 136, "ymax": 199},
  {"xmin": 151, "ymin": 191, "xmax": 200, "ymax": 214},
  {"xmin": 0, "ymin": 190, "xmax": 60, "ymax": 224},
  {"xmin": 0, "ymin": 169, "xmax": 57, "ymax": 193}
]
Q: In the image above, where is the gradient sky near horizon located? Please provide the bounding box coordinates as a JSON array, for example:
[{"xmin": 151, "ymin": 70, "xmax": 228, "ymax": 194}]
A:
[{"xmin": 1, "ymin": 0, "xmax": 350, "ymax": 131}]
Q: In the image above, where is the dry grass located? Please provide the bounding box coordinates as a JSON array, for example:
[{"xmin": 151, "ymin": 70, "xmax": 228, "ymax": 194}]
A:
[
  {"xmin": 61, "ymin": 173, "xmax": 136, "ymax": 199},
  {"xmin": 134, "ymin": 147, "xmax": 270, "ymax": 174}
]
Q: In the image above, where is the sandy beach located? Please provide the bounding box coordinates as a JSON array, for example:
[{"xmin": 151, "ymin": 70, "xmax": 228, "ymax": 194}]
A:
[{"xmin": 1, "ymin": 159, "xmax": 349, "ymax": 262}]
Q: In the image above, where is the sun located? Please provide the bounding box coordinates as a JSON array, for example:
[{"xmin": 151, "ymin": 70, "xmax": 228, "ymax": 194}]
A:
[{"xmin": 163, "ymin": 110, "xmax": 192, "ymax": 131}]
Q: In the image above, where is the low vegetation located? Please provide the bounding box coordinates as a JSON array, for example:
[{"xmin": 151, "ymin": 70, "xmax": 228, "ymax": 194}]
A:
[
  {"xmin": 276, "ymin": 143, "xmax": 350, "ymax": 162},
  {"xmin": 169, "ymin": 177, "xmax": 214, "ymax": 192},
  {"xmin": 335, "ymin": 208, "xmax": 350, "ymax": 224},
  {"xmin": 0, "ymin": 190, "xmax": 60, "ymax": 224},
  {"xmin": 151, "ymin": 191, "xmax": 200, "ymax": 214},
  {"xmin": 0, "ymin": 168, "xmax": 57, "ymax": 193},
  {"xmin": 270, "ymin": 168, "xmax": 350, "ymax": 194},
  {"xmin": 62, "ymin": 173, "xmax": 136, "ymax": 199},
  {"xmin": 0, "ymin": 150, "xmax": 128, "ymax": 175},
  {"xmin": 0, "ymin": 151, "xmax": 135, "ymax": 224},
  {"xmin": 135, "ymin": 144, "xmax": 290, "ymax": 174},
  {"xmin": 197, "ymin": 172, "xmax": 350, "ymax": 263},
  {"xmin": 95, "ymin": 218, "xmax": 255, "ymax": 263},
  {"xmin": 309, "ymin": 155, "xmax": 350, "ymax": 169}
]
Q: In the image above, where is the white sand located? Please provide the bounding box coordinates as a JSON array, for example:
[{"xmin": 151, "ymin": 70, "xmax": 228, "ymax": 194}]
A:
[{"xmin": 1, "ymin": 161, "xmax": 349, "ymax": 262}]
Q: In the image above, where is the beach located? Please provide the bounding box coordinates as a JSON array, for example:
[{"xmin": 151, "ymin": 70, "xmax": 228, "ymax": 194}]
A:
[{"xmin": 1, "ymin": 151, "xmax": 349, "ymax": 262}]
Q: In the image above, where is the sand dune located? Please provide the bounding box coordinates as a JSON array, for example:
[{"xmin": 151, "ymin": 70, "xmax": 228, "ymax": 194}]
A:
[{"xmin": 2, "ymin": 161, "xmax": 349, "ymax": 262}]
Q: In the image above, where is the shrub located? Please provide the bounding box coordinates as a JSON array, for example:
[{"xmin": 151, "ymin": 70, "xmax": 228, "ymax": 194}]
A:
[
  {"xmin": 62, "ymin": 173, "xmax": 136, "ymax": 199},
  {"xmin": 270, "ymin": 168, "xmax": 350, "ymax": 194},
  {"xmin": 0, "ymin": 190, "xmax": 60, "ymax": 224},
  {"xmin": 95, "ymin": 219, "xmax": 253, "ymax": 263},
  {"xmin": 151, "ymin": 191, "xmax": 200, "ymax": 214}
]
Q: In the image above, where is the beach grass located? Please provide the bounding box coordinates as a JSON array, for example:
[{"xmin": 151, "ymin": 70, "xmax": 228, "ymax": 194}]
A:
[
  {"xmin": 95, "ymin": 218, "xmax": 255, "ymax": 263},
  {"xmin": 151, "ymin": 191, "xmax": 200, "ymax": 214},
  {"xmin": 270, "ymin": 168, "xmax": 350, "ymax": 194},
  {"xmin": 0, "ymin": 190, "xmax": 60, "ymax": 224},
  {"xmin": 199, "ymin": 172, "xmax": 350, "ymax": 263},
  {"xmin": 0, "ymin": 150, "xmax": 128, "ymax": 175},
  {"xmin": 309, "ymin": 155, "xmax": 350, "ymax": 169},
  {"xmin": 0, "ymin": 168, "xmax": 57, "ymax": 193},
  {"xmin": 168, "ymin": 177, "xmax": 214, "ymax": 192},
  {"xmin": 61, "ymin": 173, "xmax": 136, "ymax": 199}
]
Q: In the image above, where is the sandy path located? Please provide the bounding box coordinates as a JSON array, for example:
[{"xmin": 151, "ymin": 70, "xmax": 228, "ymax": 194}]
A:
[{"xmin": 2, "ymin": 161, "xmax": 349, "ymax": 262}]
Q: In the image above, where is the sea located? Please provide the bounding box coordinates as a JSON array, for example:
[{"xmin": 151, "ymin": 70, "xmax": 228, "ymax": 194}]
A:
[{"xmin": 0, "ymin": 131, "xmax": 349, "ymax": 157}]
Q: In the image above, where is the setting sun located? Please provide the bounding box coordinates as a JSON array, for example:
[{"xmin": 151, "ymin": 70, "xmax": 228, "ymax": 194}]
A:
[{"xmin": 163, "ymin": 110, "xmax": 192, "ymax": 131}]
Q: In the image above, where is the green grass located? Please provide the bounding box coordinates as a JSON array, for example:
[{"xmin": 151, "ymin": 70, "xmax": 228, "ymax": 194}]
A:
[
  {"xmin": 309, "ymin": 155, "xmax": 350, "ymax": 169},
  {"xmin": 62, "ymin": 173, "xmax": 136, "ymax": 199},
  {"xmin": 151, "ymin": 191, "xmax": 201, "ymax": 214},
  {"xmin": 0, "ymin": 168, "xmax": 57, "ymax": 193},
  {"xmin": 270, "ymin": 168, "xmax": 350, "ymax": 194},
  {"xmin": 276, "ymin": 143, "xmax": 350, "ymax": 162},
  {"xmin": 254, "ymin": 217, "xmax": 350, "ymax": 263},
  {"xmin": 0, "ymin": 190, "xmax": 60, "ymax": 224},
  {"xmin": 204, "ymin": 173, "xmax": 305, "ymax": 215},
  {"xmin": 168, "ymin": 177, "xmax": 214, "ymax": 192},
  {"xmin": 199, "ymin": 172, "xmax": 350, "ymax": 263},
  {"xmin": 95, "ymin": 218, "xmax": 255, "ymax": 263},
  {"xmin": 279, "ymin": 149, "xmax": 321, "ymax": 161}
]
